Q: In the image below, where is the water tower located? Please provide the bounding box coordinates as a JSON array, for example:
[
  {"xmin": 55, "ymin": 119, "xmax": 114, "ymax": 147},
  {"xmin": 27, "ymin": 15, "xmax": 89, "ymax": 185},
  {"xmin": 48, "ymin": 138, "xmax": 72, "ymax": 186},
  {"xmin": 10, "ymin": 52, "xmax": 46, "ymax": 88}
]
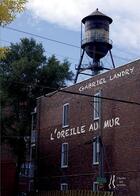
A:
[{"xmin": 74, "ymin": 9, "xmax": 115, "ymax": 83}]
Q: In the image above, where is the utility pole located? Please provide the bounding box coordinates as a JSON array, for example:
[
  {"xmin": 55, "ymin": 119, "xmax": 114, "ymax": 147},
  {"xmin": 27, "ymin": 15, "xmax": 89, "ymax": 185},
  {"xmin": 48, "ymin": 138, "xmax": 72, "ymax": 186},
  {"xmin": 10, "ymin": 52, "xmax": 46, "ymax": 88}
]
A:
[{"xmin": 97, "ymin": 90, "xmax": 106, "ymax": 190}]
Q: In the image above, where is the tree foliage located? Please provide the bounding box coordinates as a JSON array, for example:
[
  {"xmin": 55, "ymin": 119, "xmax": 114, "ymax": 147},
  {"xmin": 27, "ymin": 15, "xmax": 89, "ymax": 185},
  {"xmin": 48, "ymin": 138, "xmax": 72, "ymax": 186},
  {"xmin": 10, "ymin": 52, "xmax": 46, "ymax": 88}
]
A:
[
  {"xmin": 0, "ymin": 39, "xmax": 73, "ymax": 193},
  {"xmin": 1, "ymin": 37, "xmax": 73, "ymax": 142},
  {"xmin": 0, "ymin": 0, "xmax": 27, "ymax": 66},
  {"xmin": 0, "ymin": 47, "xmax": 9, "ymax": 60},
  {"xmin": 0, "ymin": 0, "xmax": 27, "ymax": 26},
  {"xmin": 0, "ymin": 37, "xmax": 74, "ymax": 195}
]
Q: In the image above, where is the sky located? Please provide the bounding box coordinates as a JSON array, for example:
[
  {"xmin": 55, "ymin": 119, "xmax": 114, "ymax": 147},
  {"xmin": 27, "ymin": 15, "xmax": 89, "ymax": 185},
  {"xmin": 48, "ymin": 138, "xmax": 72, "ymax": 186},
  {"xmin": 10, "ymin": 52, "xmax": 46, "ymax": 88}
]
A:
[{"xmin": 0, "ymin": 0, "xmax": 140, "ymax": 83}]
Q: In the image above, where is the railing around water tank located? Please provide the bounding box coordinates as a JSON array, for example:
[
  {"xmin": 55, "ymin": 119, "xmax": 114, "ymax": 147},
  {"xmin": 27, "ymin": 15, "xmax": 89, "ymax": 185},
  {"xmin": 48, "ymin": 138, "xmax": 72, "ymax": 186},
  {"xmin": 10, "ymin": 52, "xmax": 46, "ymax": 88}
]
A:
[{"xmin": 82, "ymin": 36, "xmax": 113, "ymax": 46}]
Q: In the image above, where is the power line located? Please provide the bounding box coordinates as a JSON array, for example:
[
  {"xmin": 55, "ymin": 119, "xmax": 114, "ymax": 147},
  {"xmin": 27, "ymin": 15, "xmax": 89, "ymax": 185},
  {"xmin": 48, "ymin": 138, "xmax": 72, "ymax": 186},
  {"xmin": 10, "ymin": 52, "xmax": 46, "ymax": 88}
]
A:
[
  {"xmin": 114, "ymin": 44, "xmax": 140, "ymax": 58},
  {"xmin": 0, "ymin": 39, "xmax": 10, "ymax": 44},
  {"xmin": 3, "ymin": 26, "xmax": 80, "ymax": 49},
  {"xmin": 1, "ymin": 27, "xmax": 138, "ymax": 64},
  {"xmin": 0, "ymin": 39, "xmax": 80, "ymax": 63},
  {"xmin": 44, "ymin": 86, "xmax": 140, "ymax": 106},
  {"xmin": 2, "ymin": 26, "xmax": 138, "ymax": 63},
  {"xmin": 1, "ymin": 78, "xmax": 140, "ymax": 106}
]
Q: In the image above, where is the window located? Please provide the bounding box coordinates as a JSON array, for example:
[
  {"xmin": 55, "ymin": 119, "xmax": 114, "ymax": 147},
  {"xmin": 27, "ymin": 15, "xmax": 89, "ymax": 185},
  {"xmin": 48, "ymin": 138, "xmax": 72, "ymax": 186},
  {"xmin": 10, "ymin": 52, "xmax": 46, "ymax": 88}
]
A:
[
  {"xmin": 61, "ymin": 143, "xmax": 68, "ymax": 168},
  {"xmin": 31, "ymin": 145, "xmax": 36, "ymax": 159},
  {"xmin": 93, "ymin": 137, "xmax": 100, "ymax": 165},
  {"xmin": 20, "ymin": 163, "xmax": 30, "ymax": 176},
  {"xmin": 93, "ymin": 181, "xmax": 99, "ymax": 192},
  {"xmin": 94, "ymin": 92, "xmax": 101, "ymax": 120},
  {"xmin": 62, "ymin": 103, "xmax": 69, "ymax": 127},
  {"xmin": 31, "ymin": 107, "xmax": 37, "ymax": 131},
  {"xmin": 32, "ymin": 113, "xmax": 37, "ymax": 130},
  {"xmin": 31, "ymin": 130, "xmax": 37, "ymax": 144},
  {"xmin": 61, "ymin": 183, "xmax": 68, "ymax": 191}
]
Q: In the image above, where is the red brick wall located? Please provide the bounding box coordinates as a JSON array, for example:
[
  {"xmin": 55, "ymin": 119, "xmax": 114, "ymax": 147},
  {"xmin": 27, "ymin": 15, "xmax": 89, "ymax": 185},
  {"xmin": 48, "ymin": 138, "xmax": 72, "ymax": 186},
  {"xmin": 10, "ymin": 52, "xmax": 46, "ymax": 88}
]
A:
[
  {"xmin": 37, "ymin": 59, "xmax": 140, "ymax": 195},
  {"xmin": 1, "ymin": 144, "xmax": 16, "ymax": 196}
]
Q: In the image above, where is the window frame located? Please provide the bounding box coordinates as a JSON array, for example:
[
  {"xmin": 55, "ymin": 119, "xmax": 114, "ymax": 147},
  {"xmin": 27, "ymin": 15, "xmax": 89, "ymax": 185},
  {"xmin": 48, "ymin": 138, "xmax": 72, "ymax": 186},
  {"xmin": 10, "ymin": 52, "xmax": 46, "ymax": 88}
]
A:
[
  {"xmin": 61, "ymin": 143, "xmax": 69, "ymax": 168},
  {"xmin": 94, "ymin": 92, "xmax": 101, "ymax": 120},
  {"xmin": 93, "ymin": 137, "xmax": 100, "ymax": 165},
  {"xmin": 93, "ymin": 181, "xmax": 99, "ymax": 192},
  {"xmin": 60, "ymin": 183, "xmax": 68, "ymax": 191},
  {"xmin": 62, "ymin": 103, "xmax": 69, "ymax": 128}
]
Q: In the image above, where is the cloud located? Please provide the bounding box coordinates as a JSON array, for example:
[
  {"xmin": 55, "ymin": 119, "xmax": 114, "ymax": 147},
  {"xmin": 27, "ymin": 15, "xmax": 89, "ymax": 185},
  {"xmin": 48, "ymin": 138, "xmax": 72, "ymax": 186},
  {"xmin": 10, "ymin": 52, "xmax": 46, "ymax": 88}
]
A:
[{"xmin": 27, "ymin": 0, "xmax": 140, "ymax": 52}]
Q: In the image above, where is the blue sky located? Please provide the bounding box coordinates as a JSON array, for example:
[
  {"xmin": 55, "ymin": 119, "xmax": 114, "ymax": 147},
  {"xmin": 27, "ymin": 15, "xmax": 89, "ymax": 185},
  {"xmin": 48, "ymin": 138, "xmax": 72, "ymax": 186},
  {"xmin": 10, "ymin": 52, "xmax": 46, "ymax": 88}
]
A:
[{"xmin": 0, "ymin": 0, "xmax": 140, "ymax": 83}]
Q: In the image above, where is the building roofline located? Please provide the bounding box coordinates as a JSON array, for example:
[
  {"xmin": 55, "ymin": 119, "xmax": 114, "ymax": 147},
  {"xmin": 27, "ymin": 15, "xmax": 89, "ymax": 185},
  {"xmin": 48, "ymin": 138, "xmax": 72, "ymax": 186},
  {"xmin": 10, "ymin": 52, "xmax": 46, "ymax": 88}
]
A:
[{"xmin": 37, "ymin": 58, "xmax": 140, "ymax": 100}]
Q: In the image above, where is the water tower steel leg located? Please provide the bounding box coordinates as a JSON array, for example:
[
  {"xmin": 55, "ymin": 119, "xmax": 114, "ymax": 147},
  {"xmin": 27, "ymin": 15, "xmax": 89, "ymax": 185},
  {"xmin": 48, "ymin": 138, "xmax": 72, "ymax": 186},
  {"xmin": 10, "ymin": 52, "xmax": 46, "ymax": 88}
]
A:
[
  {"xmin": 74, "ymin": 49, "xmax": 85, "ymax": 83},
  {"xmin": 109, "ymin": 50, "xmax": 115, "ymax": 68}
]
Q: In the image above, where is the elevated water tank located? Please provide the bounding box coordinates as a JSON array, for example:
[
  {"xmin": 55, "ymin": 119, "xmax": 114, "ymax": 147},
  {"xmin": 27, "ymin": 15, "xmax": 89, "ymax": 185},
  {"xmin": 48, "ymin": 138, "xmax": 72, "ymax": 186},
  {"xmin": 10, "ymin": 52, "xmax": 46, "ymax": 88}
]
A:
[{"xmin": 81, "ymin": 9, "xmax": 112, "ymax": 61}]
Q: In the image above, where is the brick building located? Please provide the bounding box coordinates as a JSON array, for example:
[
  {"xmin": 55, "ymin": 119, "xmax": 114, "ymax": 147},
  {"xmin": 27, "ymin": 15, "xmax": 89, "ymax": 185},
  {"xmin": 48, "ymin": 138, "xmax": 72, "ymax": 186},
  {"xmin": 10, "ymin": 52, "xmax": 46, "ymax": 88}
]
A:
[
  {"xmin": 35, "ymin": 59, "xmax": 140, "ymax": 196},
  {"xmin": 1, "ymin": 143, "xmax": 16, "ymax": 196}
]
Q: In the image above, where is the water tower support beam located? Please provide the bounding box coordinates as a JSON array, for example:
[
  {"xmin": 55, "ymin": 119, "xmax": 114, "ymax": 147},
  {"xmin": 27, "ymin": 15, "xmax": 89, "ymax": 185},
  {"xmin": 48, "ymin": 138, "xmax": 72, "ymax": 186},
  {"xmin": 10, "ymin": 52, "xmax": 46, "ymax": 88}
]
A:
[
  {"xmin": 109, "ymin": 50, "xmax": 115, "ymax": 68},
  {"xmin": 74, "ymin": 49, "xmax": 85, "ymax": 83}
]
